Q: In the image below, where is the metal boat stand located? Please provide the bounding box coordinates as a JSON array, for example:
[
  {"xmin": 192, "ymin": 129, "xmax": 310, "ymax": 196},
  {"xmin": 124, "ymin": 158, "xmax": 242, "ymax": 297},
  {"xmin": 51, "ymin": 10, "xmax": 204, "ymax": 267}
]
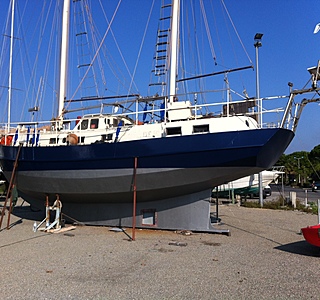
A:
[
  {"xmin": 57, "ymin": 189, "xmax": 230, "ymax": 235},
  {"xmin": 33, "ymin": 195, "xmax": 63, "ymax": 232}
]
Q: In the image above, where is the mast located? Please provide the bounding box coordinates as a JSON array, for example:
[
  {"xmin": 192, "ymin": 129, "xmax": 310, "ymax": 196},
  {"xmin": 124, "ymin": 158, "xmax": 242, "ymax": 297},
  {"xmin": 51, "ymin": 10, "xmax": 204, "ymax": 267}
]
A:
[
  {"xmin": 58, "ymin": 0, "xmax": 70, "ymax": 119},
  {"xmin": 8, "ymin": 0, "xmax": 15, "ymax": 132},
  {"xmin": 169, "ymin": 0, "xmax": 180, "ymax": 103}
]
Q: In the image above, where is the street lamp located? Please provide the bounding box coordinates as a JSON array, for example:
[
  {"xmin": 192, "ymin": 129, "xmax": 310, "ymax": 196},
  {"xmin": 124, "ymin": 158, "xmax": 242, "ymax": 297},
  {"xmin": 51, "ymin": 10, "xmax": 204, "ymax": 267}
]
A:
[
  {"xmin": 254, "ymin": 33, "xmax": 263, "ymax": 46},
  {"xmin": 254, "ymin": 33, "xmax": 263, "ymax": 126},
  {"xmin": 254, "ymin": 33, "xmax": 264, "ymax": 207}
]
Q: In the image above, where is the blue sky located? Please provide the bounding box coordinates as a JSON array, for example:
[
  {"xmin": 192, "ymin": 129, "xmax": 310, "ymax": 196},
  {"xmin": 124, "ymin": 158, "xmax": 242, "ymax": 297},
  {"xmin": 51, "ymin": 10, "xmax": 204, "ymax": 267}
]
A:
[
  {"xmin": 225, "ymin": 0, "xmax": 320, "ymax": 154},
  {"xmin": 0, "ymin": 0, "xmax": 319, "ymax": 155}
]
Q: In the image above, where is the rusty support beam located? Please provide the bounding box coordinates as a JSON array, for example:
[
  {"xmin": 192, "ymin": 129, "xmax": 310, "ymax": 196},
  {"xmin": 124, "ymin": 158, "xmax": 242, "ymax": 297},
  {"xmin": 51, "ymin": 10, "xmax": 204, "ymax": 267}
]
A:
[{"xmin": 132, "ymin": 157, "xmax": 138, "ymax": 241}]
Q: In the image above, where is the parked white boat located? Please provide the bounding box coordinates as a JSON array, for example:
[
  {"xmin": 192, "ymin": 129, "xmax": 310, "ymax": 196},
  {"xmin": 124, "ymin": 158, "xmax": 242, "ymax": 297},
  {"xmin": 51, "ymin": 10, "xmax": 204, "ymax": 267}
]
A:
[
  {"xmin": 215, "ymin": 167, "xmax": 284, "ymax": 199},
  {"xmin": 0, "ymin": 1, "xmax": 318, "ymax": 230}
]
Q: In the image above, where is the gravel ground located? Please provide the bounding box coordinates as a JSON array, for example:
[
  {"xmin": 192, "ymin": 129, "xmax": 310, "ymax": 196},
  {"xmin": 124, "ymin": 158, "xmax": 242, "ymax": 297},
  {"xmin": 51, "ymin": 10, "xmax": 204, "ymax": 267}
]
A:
[{"xmin": 0, "ymin": 198, "xmax": 319, "ymax": 300}]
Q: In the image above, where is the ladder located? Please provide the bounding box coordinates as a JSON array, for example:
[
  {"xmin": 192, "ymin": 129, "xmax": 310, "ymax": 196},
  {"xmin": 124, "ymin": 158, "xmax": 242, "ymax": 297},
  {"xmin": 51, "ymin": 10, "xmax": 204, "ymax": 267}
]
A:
[
  {"xmin": 0, "ymin": 143, "xmax": 22, "ymax": 230},
  {"xmin": 149, "ymin": 1, "xmax": 173, "ymax": 94}
]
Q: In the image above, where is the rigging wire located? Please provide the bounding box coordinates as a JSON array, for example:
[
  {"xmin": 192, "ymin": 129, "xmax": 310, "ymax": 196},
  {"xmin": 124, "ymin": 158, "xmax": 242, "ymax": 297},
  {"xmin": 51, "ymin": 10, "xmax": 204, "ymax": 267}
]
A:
[
  {"xmin": 0, "ymin": 1, "xmax": 13, "ymax": 123},
  {"xmin": 73, "ymin": 0, "xmax": 100, "ymax": 113},
  {"xmin": 3, "ymin": 0, "xmax": 259, "ymax": 123},
  {"xmin": 199, "ymin": 0, "xmax": 217, "ymax": 65},
  {"xmin": 85, "ymin": 3, "xmax": 123, "ymax": 96},
  {"xmin": 219, "ymin": 0, "xmax": 254, "ymax": 98},
  {"xmin": 178, "ymin": 1, "xmax": 204, "ymax": 103},
  {"xmin": 220, "ymin": 0, "xmax": 253, "ymax": 66},
  {"xmin": 127, "ymin": 0, "xmax": 156, "ymax": 102},
  {"xmin": 96, "ymin": 0, "xmax": 139, "ymax": 93},
  {"xmin": 66, "ymin": 0, "xmax": 122, "ymax": 115},
  {"xmin": 16, "ymin": 0, "xmax": 57, "ymax": 122},
  {"xmin": 66, "ymin": 0, "xmax": 141, "ymax": 116},
  {"xmin": 189, "ymin": 1, "xmax": 208, "ymax": 110},
  {"xmin": 33, "ymin": 0, "xmax": 57, "ymax": 121}
]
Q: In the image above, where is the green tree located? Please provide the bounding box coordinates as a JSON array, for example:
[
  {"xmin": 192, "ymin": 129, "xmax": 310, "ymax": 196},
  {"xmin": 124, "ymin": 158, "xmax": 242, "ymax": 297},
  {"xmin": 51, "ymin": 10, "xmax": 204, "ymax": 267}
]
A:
[
  {"xmin": 307, "ymin": 146, "xmax": 320, "ymax": 180},
  {"xmin": 276, "ymin": 151, "xmax": 311, "ymax": 186}
]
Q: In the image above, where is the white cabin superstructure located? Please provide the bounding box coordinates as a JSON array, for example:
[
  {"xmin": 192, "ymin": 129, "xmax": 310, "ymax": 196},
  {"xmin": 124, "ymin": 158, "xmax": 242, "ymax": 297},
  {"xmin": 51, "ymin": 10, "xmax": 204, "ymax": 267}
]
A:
[{"xmin": 11, "ymin": 101, "xmax": 259, "ymax": 147}]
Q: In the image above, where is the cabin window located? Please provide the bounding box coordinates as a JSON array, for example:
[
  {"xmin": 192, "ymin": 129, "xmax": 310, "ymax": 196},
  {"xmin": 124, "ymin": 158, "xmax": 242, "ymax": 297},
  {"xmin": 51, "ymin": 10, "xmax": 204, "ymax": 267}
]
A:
[
  {"xmin": 80, "ymin": 119, "xmax": 88, "ymax": 130},
  {"xmin": 90, "ymin": 119, "xmax": 99, "ymax": 129},
  {"xmin": 101, "ymin": 134, "xmax": 113, "ymax": 141},
  {"xmin": 193, "ymin": 124, "xmax": 209, "ymax": 133},
  {"xmin": 49, "ymin": 138, "xmax": 59, "ymax": 144},
  {"xmin": 166, "ymin": 127, "xmax": 182, "ymax": 135},
  {"xmin": 79, "ymin": 136, "xmax": 85, "ymax": 143},
  {"xmin": 63, "ymin": 121, "xmax": 71, "ymax": 131},
  {"xmin": 113, "ymin": 118, "xmax": 119, "ymax": 127}
]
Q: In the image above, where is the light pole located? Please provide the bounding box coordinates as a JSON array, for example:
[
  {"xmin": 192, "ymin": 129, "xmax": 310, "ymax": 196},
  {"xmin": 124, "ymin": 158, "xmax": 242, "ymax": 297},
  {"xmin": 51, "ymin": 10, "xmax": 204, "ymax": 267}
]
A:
[
  {"xmin": 294, "ymin": 156, "xmax": 304, "ymax": 185},
  {"xmin": 254, "ymin": 33, "xmax": 264, "ymax": 207},
  {"xmin": 254, "ymin": 33, "xmax": 263, "ymax": 126}
]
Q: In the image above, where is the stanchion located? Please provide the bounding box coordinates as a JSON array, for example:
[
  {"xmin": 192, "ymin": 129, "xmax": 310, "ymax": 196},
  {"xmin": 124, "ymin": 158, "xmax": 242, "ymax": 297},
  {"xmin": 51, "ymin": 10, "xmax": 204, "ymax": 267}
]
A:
[{"xmin": 132, "ymin": 157, "xmax": 138, "ymax": 241}]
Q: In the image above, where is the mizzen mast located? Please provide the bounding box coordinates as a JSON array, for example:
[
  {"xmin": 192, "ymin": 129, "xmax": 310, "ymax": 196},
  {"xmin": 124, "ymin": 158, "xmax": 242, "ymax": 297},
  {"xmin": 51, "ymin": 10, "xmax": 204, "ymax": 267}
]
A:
[
  {"xmin": 8, "ymin": 0, "xmax": 15, "ymax": 132},
  {"xmin": 169, "ymin": 0, "xmax": 179, "ymax": 103},
  {"xmin": 58, "ymin": 0, "xmax": 70, "ymax": 120}
]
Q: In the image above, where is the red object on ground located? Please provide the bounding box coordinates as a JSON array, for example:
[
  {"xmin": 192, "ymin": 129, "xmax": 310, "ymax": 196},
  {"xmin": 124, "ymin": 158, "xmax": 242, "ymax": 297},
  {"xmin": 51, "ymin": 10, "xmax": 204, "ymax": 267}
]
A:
[{"xmin": 301, "ymin": 224, "xmax": 320, "ymax": 247}]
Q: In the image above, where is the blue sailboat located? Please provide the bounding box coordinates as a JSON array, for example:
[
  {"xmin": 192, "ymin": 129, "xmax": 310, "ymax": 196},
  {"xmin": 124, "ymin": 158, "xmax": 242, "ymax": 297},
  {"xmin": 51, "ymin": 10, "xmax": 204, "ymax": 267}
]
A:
[{"xmin": 0, "ymin": 0, "xmax": 316, "ymax": 231}]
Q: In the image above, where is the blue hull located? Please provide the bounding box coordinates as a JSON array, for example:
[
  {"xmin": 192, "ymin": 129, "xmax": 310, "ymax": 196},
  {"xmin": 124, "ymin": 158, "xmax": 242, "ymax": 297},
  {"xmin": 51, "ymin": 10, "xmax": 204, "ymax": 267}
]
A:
[{"xmin": 0, "ymin": 127, "xmax": 293, "ymax": 205}]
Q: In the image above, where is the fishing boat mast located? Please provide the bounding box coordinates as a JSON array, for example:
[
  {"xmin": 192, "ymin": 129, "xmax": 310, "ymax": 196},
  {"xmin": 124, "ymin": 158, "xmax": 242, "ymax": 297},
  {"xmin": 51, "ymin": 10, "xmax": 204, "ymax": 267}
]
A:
[
  {"xmin": 169, "ymin": 0, "xmax": 179, "ymax": 103},
  {"xmin": 58, "ymin": 0, "xmax": 70, "ymax": 121}
]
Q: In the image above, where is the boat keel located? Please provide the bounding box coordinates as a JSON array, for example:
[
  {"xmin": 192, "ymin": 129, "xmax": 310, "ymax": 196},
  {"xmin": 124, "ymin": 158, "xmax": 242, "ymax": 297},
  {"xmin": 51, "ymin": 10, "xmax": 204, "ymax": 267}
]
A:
[{"xmin": 27, "ymin": 190, "xmax": 229, "ymax": 234}]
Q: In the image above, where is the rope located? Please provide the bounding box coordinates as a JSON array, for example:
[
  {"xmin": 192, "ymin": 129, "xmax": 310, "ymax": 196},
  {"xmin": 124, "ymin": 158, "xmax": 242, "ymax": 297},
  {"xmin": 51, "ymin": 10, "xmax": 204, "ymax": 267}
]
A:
[{"xmin": 62, "ymin": 212, "xmax": 86, "ymax": 226}]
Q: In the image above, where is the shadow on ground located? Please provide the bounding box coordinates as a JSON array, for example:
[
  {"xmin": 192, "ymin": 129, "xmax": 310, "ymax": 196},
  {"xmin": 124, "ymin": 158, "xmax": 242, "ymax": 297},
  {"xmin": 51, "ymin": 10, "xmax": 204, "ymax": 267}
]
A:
[
  {"xmin": 0, "ymin": 203, "xmax": 44, "ymax": 223},
  {"xmin": 275, "ymin": 240, "xmax": 320, "ymax": 257}
]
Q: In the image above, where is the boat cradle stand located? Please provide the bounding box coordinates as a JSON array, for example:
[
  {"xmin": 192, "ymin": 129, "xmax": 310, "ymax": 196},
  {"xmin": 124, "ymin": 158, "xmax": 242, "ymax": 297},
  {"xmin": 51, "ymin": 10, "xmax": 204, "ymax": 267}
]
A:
[
  {"xmin": 33, "ymin": 195, "xmax": 63, "ymax": 232},
  {"xmin": 60, "ymin": 189, "xmax": 230, "ymax": 235}
]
